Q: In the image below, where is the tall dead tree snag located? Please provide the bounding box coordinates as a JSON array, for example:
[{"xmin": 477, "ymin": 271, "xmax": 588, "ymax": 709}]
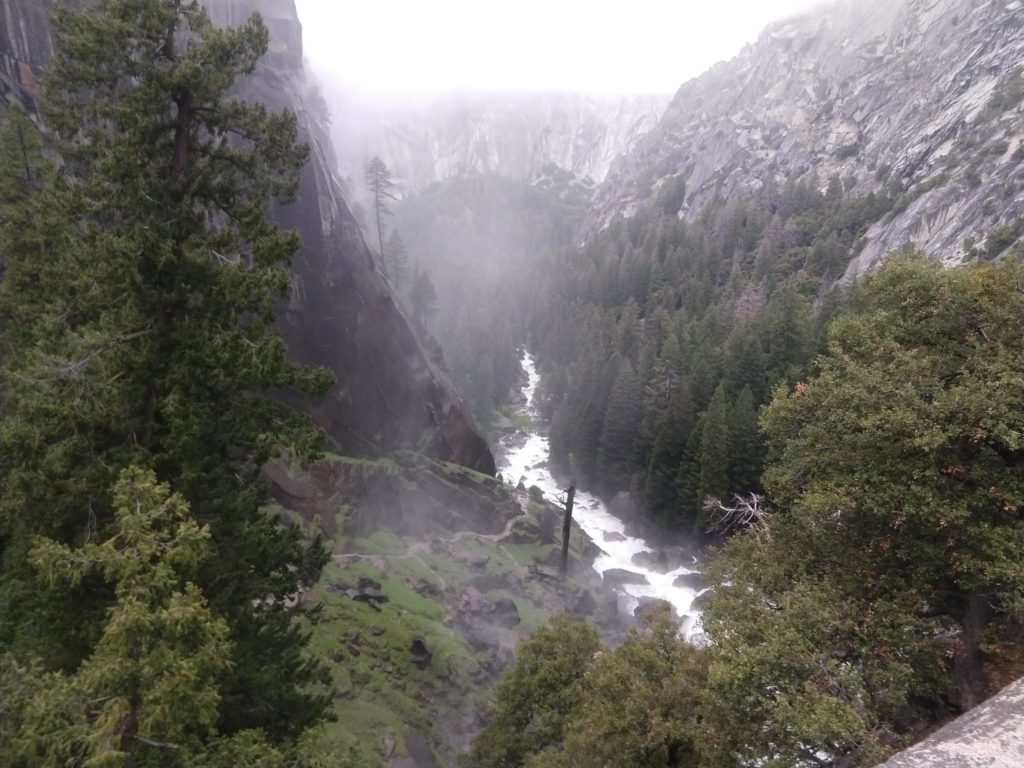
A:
[{"xmin": 560, "ymin": 480, "xmax": 576, "ymax": 577}]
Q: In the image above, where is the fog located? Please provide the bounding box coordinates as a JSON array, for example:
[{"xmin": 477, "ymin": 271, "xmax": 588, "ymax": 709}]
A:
[{"xmin": 295, "ymin": 0, "xmax": 826, "ymax": 95}]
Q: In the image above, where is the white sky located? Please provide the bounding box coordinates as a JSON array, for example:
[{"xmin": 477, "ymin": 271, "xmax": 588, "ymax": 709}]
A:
[{"xmin": 294, "ymin": 0, "xmax": 825, "ymax": 95}]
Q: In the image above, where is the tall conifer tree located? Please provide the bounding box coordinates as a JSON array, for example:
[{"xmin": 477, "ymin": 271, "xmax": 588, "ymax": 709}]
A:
[{"xmin": 0, "ymin": 0, "xmax": 332, "ymax": 742}]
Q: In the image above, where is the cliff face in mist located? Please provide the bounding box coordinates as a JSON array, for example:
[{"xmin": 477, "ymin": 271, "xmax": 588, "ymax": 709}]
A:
[
  {"xmin": 327, "ymin": 88, "xmax": 668, "ymax": 192},
  {"xmin": 0, "ymin": 0, "xmax": 495, "ymax": 474},
  {"xmin": 590, "ymin": 0, "xmax": 1024, "ymax": 277}
]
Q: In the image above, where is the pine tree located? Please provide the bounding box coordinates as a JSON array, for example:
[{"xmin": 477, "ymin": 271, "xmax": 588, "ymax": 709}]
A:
[
  {"xmin": 1, "ymin": 468, "xmax": 302, "ymax": 768},
  {"xmin": 596, "ymin": 360, "xmax": 642, "ymax": 489},
  {"xmin": 696, "ymin": 383, "xmax": 729, "ymax": 531},
  {"xmin": 365, "ymin": 155, "xmax": 396, "ymax": 259},
  {"xmin": 727, "ymin": 385, "xmax": 763, "ymax": 493},
  {"xmin": 383, "ymin": 229, "xmax": 409, "ymax": 291},
  {"xmin": 644, "ymin": 379, "xmax": 694, "ymax": 520},
  {"xmin": 408, "ymin": 267, "xmax": 439, "ymax": 326},
  {"xmin": 0, "ymin": 0, "xmax": 332, "ymax": 742},
  {"xmin": 674, "ymin": 416, "xmax": 704, "ymax": 528}
]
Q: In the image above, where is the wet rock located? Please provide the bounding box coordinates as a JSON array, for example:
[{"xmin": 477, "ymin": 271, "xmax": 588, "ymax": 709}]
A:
[
  {"xmin": 459, "ymin": 587, "xmax": 485, "ymax": 614},
  {"xmin": 691, "ymin": 588, "xmax": 714, "ymax": 612},
  {"xmin": 410, "ymin": 634, "xmax": 432, "ymax": 670},
  {"xmin": 573, "ymin": 589, "xmax": 597, "ymax": 616},
  {"xmin": 414, "ymin": 579, "xmax": 442, "ymax": 599},
  {"xmin": 453, "ymin": 545, "xmax": 490, "ymax": 568},
  {"xmin": 471, "ymin": 573, "xmax": 515, "ymax": 592},
  {"xmin": 389, "ymin": 729, "xmax": 439, "ymax": 768},
  {"xmin": 345, "ymin": 584, "xmax": 389, "ymax": 611},
  {"xmin": 488, "ymin": 597, "xmax": 521, "ymax": 628},
  {"xmin": 603, "ymin": 531, "xmax": 627, "ymax": 542},
  {"xmin": 326, "ymin": 579, "xmax": 350, "ymax": 593},
  {"xmin": 672, "ymin": 571, "xmax": 708, "ymax": 591},
  {"xmin": 507, "ymin": 517, "xmax": 544, "ymax": 544},
  {"xmin": 607, "ymin": 491, "xmax": 644, "ymax": 527},
  {"xmin": 631, "ymin": 550, "xmax": 671, "ymax": 574},
  {"xmin": 601, "ymin": 568, "xmax": 649, "ymax": 587},
  {"xmin": 634, "ymin": 597, "xmax": 678, "ymax": 621}
]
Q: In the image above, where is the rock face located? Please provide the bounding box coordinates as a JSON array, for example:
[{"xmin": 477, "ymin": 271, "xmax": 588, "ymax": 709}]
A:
[
  {"xmin": 873, "ymin": 677, "xmax": 1024, "ymax": 767},
  {"xmin": 0, "ymin": 0, "xmax": 495, "ymax": 474},
  {"xmin": 589, "ymin": 0, "xmax": 1024, "ymax": 276},
  {"xmin": 325, "ymin": 87, "xmax": 668, "ymax": 193}
]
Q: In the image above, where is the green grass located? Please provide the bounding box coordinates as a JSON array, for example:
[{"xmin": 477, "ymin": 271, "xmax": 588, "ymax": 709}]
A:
[{"xmin": 353, "ymin": 529, "xmax": 407, "ymax": 556}]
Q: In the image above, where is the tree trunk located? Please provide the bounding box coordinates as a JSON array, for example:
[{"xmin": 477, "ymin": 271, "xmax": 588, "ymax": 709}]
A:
[
  {"xmin": 952, "ymin": 590, "xmax": 989, "ymax": 711},
  {"xmin": 560, "ymin": 480, "xmax": 576, "ymax": 577}
]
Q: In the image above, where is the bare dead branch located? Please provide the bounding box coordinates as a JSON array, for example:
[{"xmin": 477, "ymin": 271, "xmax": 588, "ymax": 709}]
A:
[{"xmin": 703, "ymin": 493, "xmax": 772, "ymax": 542}]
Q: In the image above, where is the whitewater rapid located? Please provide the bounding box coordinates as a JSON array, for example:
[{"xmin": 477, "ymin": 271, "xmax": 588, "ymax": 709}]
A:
[{"xmin": 497, "ymin": 352, "xmax": 703, "ymax": 638}]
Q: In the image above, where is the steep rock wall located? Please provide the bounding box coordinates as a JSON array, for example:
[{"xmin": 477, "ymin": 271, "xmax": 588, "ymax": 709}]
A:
[
  {"xmin": 0, "ymin": 0, "xmax": 495, "ymax": 473},
  {"xmin": 325, "ymin": 88, "xmax": 668, "ymax": 193},
  {"xmin": 589, "ymin": 0, "xmax": 1024, "ymax": 277}
]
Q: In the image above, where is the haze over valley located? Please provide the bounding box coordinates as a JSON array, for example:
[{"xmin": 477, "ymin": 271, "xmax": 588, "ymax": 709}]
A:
[{"xmin": 0, "ymin": 1, "xmax": 1022, "ymax": 767}]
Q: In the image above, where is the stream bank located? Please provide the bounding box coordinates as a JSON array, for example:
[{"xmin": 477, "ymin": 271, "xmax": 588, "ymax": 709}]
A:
[{"xmin": 496, "ymin": 352, "xmax": 706, "ymax": 637}]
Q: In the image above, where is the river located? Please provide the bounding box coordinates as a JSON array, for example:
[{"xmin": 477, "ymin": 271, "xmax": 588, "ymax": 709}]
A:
[{"xmin": 497, "ymin": 352, "xmax": 704, "ymax": 638}]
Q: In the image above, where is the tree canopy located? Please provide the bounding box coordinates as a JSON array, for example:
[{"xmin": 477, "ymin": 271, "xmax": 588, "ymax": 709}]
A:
[{"xmin": 0, "ymin": 0, "xmax": 333, "ymax": 752}]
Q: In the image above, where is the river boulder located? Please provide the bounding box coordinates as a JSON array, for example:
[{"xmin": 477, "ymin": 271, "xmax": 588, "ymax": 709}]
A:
[
  {"xmin": 601, "ymin": 568, "xmax": 649, "ymax": 586},
  {"xmin": 631, "ymin": 550, "xmax": 671, "ymax": 573},
  {"xmin": 672, "ymin": 571, "xmax": 708, "ymax": 591}
]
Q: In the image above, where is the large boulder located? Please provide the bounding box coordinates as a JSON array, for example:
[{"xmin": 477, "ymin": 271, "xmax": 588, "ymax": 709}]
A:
[
  {"xmin": 601, "ymin": 568, "xmax": 649, "ymax": 587},
  {"xmin": 672, "ymin": 571, "xmax": 708, "ymax": 591}
]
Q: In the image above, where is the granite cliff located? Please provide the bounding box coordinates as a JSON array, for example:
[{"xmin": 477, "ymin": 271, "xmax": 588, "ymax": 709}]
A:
[
  {"xmin": 589, "ymin": 0, "xmax": 1024, "ymax": 277},
  {"xmin": 323, "ymin": 87, "xmax": 668, "ymax": 194},
  {"xmin": 0, "ymin": 0, "xmax": 495, "ymax": 474}
]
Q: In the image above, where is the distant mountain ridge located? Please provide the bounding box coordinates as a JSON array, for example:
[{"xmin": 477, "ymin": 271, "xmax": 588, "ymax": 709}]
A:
[
  {"xmin": 323, "ymin": 87, "xmax": 668, "ymax": 193},
  {"xmin": 588, "ymin": 0, "xmax": 1024, "ymax": 277}
]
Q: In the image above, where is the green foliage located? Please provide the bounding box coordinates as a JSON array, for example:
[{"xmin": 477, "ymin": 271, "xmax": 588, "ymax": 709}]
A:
[
  {"xmin": 536, "ymin": 174, "xmax": 888, "ymax": 523},
  {"xmin": 0, "ymin": 0, "xmax": 332, "ymax": 747},
  {"xmin": 985, "ymin": 224, "xmax": 1018, "ymax": 257},
  {"xmin": 466, "ymin": 612, "xmax": 706, "ymax": 768},
  {"xmin": 547, "ymin": 613, "xmax": 706, "ymax": 768},
  {"xmin": 464, "ymin": 616, "xmax": 600, "ymax": 768},
  {"xmin": 2, "ymin": 467, "xmax": 231, "ymax": 767},
  {"xmin": 703, "ymin": 254, "xmax": 1024, "ymax": 765}
]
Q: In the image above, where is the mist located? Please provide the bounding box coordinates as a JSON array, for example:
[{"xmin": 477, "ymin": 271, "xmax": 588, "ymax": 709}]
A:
[{"xmin": 295, "ymin": 0, "xmax": 827, "ymax": 96}]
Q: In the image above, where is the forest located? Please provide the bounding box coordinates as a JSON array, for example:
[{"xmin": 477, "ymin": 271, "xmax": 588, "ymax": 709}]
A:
[{"xmin": 1, "ymin": 1, "xmax": 1023, "ymax": 767}]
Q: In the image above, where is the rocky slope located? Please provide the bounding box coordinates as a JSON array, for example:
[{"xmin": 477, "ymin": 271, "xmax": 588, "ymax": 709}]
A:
[
  {"xmin": 589, "ymin": 0, "xmax": 1024, "ymax": 277},
  {"xmin": 0, "ymin": 0, "xmax": 495, "ymax": 474},
  {"xmin": 324, "ymin": 87, "xmax": 668, "ymax": 193}
]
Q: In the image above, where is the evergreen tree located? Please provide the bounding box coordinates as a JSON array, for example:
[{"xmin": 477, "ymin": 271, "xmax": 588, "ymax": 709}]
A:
[
  {"xmin": 696, "ymin": 383, "xmax": 729, "ymax": 530},
  {"xmin": 365, "ymin": 155, "xmax": 396, "ymax": 259},
  {"xmin": 726, "ymin": 385, "xmax": 762, "ymax": 494},
  {"xmin": 703, "ymin": 256, "xmax": 1024, "ymax": 765},
  {"xmin": 596, "ymin": 360, "xmax": 642, "ymax": 489},
  {"xmin": 408, "ymin": 267, "xmax": 439, "ymax": 326},
  {"xmin": 644, "ymin": 380, "xmax": 694, "ymax": 519},
  {"xmin": 383, "ymin": 229, "xmax": 409, "ymax": 291},
  {"xmin": 674, "ymin": 416, "xmax": 704, "ymax": 528},
  {"xmin": 0, "ymin": 0, "xmax": 332, "ymax": 742},
  {"xmin": 464, "ymin": 616, "xmax": 600, "ymax": 768}
]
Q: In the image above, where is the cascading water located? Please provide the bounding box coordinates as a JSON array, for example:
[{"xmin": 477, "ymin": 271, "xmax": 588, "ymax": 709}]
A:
[{"xmin": 498, "ymin": 352, "xmax": 705, "ymax": 638}]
